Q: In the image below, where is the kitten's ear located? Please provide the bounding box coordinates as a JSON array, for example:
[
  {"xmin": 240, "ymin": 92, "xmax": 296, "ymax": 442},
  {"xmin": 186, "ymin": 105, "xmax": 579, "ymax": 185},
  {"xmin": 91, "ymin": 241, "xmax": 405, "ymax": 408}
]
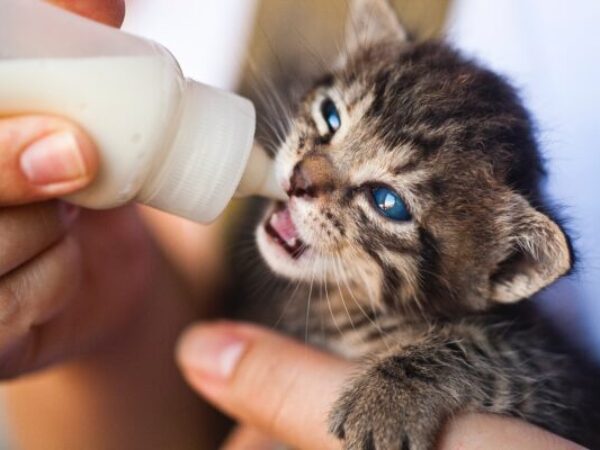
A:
[
  {"xmin": 489, "ymin": 196, "xmax": 573, "ymax": 303},
  {"xmin": 345, "ymin": 0, "xmax": 409, "ymax": 53}
]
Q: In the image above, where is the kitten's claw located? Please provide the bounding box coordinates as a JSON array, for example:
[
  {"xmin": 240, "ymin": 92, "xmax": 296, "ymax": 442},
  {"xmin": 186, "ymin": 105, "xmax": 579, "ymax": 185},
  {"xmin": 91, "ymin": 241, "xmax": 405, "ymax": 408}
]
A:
[{"xmin": 329, "ymin": 357, "xmax": 451, "ymax": 450}]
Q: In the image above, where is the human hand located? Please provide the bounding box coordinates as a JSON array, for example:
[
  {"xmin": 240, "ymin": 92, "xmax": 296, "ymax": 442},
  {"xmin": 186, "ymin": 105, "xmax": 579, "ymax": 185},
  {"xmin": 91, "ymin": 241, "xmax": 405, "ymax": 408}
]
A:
[
  {"xmin": 45, "ymin": 0, "xmax": 125, "ymax": 25},
  {"xmin": 0, "ymin": 1, "xmax": 167, "ymax": 377},
  {"xmin": 177, "ymin": 322, "xmax": 586, "ymax": 450},
  {"xmin": 0, "ymin": 113, "xmax": 164, "ymax": 376}
]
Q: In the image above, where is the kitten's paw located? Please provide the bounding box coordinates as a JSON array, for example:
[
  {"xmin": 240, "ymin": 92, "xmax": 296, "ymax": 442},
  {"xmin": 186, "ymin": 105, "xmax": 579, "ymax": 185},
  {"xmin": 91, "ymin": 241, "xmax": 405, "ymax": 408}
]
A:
[{"xmin": 329, "ymin": 356, "xmax": 454, "ymax": 450}]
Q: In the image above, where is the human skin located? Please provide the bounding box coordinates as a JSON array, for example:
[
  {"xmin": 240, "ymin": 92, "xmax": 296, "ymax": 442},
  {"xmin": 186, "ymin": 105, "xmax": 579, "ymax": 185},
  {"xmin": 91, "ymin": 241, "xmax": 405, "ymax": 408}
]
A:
[
  {"xmin": 177, "ymin": 322, "xmax": 586, "ymax": 450},
  {"xmin": 1, "ymin": 2, "xmax": 226, "ymax": 449}
]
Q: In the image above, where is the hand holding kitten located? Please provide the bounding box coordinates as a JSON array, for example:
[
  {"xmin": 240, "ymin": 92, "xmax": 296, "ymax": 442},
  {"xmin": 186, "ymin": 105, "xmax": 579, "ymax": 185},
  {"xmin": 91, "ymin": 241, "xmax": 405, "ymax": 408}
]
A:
[{"xmin": 177, "ymin": 322, "xmax": 584, "ymax": 450}]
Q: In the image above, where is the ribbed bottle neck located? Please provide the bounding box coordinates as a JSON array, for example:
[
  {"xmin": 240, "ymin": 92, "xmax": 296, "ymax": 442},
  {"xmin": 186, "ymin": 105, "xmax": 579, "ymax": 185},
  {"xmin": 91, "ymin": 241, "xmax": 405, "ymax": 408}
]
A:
[
  {"xmin": 235, "ymin": 143, "xmax": 286, "ymax": 200},
  {"xmin": 138, "ymin": 79, "xmax": 256, "ymax": 223}
]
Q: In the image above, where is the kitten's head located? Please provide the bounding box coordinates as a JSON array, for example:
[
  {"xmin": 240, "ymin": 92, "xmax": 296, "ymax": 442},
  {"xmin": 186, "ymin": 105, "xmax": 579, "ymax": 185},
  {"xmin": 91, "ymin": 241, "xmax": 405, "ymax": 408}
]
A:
[{"xmin": 256, "ymin": 0, "xmax": 572, "ymax": 316}]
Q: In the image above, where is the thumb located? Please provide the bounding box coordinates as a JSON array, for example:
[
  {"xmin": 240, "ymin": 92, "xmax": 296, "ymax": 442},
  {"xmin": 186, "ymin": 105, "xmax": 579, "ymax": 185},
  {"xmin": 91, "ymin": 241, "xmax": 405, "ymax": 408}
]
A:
[
  {"xmin": 176, "ymin": 322, "xmax": 350, "ymax": 450},
  {"xmin": 0, "ymin": 116, "xmax": 98, "ymax": 205},
  {"xmin": 45, "ymin": 0, "xmax": 126, "ymax": 27},
  {"xmin": 176, "ymin": 322, "xmax": 585, "ymax": 450}
]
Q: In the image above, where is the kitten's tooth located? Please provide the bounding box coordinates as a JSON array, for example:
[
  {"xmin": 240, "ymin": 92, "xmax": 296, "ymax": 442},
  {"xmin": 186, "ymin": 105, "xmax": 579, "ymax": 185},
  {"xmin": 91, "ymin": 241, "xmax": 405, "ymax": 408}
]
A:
[{"xmin": 270, "ymin": 213, "xmax": 278, "ymax": 226}]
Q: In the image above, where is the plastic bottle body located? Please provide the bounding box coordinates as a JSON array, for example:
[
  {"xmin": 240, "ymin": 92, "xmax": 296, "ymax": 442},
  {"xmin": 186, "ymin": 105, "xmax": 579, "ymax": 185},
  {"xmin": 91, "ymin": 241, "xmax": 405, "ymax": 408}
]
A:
[
  {"xmin": 0, "ymin": 54, "xmax": 185, "ymax": 208},
  {"xmin": 0, "ymin": 0, "xmax": 189, "ymax": 207},
  {"xmin": 0, "ymin": 0, "xmax": 283, "ymax": 222}
]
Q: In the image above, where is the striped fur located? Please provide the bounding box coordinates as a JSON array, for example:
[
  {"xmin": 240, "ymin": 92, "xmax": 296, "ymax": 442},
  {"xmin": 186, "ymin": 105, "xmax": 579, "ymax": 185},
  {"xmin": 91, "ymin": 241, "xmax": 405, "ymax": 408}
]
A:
[{"xmin": 240, "ymin": 1, "xmax": 599, "ymax": 448}]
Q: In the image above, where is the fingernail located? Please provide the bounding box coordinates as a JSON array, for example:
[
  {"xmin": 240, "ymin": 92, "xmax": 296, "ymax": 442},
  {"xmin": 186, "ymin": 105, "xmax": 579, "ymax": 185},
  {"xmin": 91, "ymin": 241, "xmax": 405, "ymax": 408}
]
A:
[
  {"xmin": 20, "ymin": 131, "xmax": 87, "ymax": 185},
  {"xmin": 178, "ymin": 328, "xmax": 246, "ymax": 380}
]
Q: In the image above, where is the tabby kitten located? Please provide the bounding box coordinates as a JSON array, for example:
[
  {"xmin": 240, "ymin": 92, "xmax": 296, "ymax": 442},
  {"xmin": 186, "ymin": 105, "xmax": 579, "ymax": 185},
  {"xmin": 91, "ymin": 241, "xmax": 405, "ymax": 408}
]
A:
[{"xmin": 246, "ymin": 0, "xmax": 599, "ymax": 448}]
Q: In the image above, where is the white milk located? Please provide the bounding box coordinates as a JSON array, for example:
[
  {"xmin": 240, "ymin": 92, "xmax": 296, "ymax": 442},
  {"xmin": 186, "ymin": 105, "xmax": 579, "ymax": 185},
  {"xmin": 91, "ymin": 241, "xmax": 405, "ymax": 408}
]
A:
[
  {"xmin": 0, "ymin": 56, "xmax": 180, "ymax": 207},
  {"xmin": 0, "ymin": 0, "xmax": 284, "ymax": 222}
]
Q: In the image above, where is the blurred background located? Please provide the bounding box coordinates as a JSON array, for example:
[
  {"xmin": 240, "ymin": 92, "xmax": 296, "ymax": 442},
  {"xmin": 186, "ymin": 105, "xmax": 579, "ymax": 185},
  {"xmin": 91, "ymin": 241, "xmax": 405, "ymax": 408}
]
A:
[{"xmin": 1, "ymin": 0, "xmax": 599, "ymax": 447}]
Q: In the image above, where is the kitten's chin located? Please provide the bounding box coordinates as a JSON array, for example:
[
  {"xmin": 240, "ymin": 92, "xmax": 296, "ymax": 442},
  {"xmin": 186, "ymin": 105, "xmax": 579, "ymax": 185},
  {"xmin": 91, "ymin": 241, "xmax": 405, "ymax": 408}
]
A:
[
  {"xmin": 257, "ymin": 206, "xmax": 302, "ymax": 278},
  {"xmin": 257, "ymin": 226, "xmax": 309, "ymax": 279}
]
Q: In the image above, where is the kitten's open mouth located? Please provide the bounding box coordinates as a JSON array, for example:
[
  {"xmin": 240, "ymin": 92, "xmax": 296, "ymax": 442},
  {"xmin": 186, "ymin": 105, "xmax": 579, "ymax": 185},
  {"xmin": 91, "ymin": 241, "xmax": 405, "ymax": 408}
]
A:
[{"xmin": 264, "ymin": 203, "xmax": 307, "ymax": 259}]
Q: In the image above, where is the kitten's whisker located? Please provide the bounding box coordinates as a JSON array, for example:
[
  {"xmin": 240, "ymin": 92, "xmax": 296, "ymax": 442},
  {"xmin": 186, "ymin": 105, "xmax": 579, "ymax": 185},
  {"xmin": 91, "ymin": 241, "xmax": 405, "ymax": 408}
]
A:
[
  {"xmin": 415, "ymin": 266, "xmax": 458, "ymax": 318},
  {"xmin": 271, "ymin": 248, "xmax": 316, "ymax": 331},
  {"xmin": 353, "ymin": 260, "xmax": 394, "ymax": 347},
  {"xmin": 250, "ymin": 67, "xmax": 293, "ymax": 137},
  {"xmin": 304, "ymin": 252, "xmax": 318, "ymax": 345},
  {"xmin": 334, "ymin": 250, "xmax": 391, "ymax": 350},
  {"xmin": 272, "ymin": 277, "xmax": 304, "ymax": 331},
  {"xmin": 331, "ymin": 252, "xmax": 371, "ymax": 348},
  {"xmin": 325, "ymin": 254, "xmax": 351, "ymax": 341},
  {"xmin": 248, "ymin": 55, "xmax": 291, "ymax": 118},
  {"xmin": 350, "ymin": 249, "xmax": 396, "ymax": 347},
  {"xmin": 243, "ymin": 261, "xmax": 278, "ymax": 301},
  {"xmin": 331, "ymin": 254, "xmax": 354, "ymax": 326},
  {"xmin": 245, "ymin": 65, "xmax": 290, "ymax": 147},
  {"xmin": 258, "ymin": 103, "xmax": 288, "ymax": 144}
]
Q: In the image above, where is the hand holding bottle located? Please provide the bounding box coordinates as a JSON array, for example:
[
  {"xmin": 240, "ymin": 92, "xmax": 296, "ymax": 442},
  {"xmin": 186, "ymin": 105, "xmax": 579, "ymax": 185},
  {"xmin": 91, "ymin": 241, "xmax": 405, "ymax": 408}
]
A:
[
  {"xmin": 1, "ymin": 5, "xmax": 230, "ymax": 449},
  {"xmin": 1, "ymin": 0, "xmax": 283, "ymax": 223},
  {"xmin": 0, "ymin": 0, "xmax": 277, "ymax": 378},
  {"xmin": 0, "ymin": 2, "xmax": 162, "ymax": 378}
]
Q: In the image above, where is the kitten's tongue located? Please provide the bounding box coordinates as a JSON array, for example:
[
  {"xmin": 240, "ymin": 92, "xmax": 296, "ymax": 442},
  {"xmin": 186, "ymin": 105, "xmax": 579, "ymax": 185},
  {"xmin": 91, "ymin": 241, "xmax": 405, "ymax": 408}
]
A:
[
  {"xmin": 266, "ymin": 205, "xmax": 307, "ymax": 258},
  {"xmin": 269, "ymin": 207, "xmax": 299, "ymax": 244}
]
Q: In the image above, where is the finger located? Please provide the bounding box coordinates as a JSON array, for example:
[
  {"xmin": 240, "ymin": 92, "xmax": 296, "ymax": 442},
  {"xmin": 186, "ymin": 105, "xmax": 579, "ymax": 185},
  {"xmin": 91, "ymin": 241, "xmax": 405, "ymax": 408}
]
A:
[
  {"xmin": 221, "ymin": 426, "xmax": 280, "ymax": 450},
  {"xmin": 0, "ymin": 116, "xmax": 98, "ymax": 205},
  {"xmin": 0, "ymin": 235, "xmax": 82, "ymax": 377},
  {"xmin": 176, "ymin": 322, "xmax": 350, "ymax": 450},
  {"xmin": 0, "ymin": 201, "xmax": 79, "ymax": 276},
  {"xmin": 177, "ymin": 324, "xmax": 582, "ymax": 450},
  {"xmin": 45, "ymin": 0, "xmax": 125, "ymax": 27},
  {"xmin": 437, "ymin": 413, "xmax": 585, "ymax": 450}
]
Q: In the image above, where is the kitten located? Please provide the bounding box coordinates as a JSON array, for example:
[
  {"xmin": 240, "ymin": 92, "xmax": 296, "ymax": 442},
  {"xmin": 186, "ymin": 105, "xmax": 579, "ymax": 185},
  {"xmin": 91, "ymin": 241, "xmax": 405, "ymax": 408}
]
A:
[{"xmin": 238, "ymin": 0, "xmax": 600, "ymax": 448}]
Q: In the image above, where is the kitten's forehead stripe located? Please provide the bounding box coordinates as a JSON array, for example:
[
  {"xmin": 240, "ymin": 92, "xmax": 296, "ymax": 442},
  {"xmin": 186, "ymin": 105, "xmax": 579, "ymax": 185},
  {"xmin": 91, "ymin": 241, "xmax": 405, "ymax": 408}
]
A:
[
  {"xmin": 392, "ymin": 159, "xmax": 421, "ymax": 176},
  {"xmin": 398, "ymin": 132, "xmax": 446, "ymax": 159},
  {"xmin": 428, "ymin": 178, "xmax": 445, "ymax": 198},
  {"xmin": 315, "ymin": 73, "xmax": 335, "ymax": 88},
  {"xmin": 343, "ymin": 81, "xmax": 371, "ymax": 110},
  {"xmin": 337, "ymin": 42, "xmax": 544, "ymax": 205}
]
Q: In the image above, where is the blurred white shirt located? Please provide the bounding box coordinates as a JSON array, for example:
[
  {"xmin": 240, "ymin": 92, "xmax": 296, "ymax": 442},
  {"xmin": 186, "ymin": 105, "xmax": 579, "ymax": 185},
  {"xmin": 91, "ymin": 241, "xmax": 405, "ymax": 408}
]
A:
[
  {"xmin": 122, "ymin": 0, "xmax": 257, "ymax": 90},
  {"xmin": 448, "ymin": 0, "xmax": 600, "ymax": 356}
]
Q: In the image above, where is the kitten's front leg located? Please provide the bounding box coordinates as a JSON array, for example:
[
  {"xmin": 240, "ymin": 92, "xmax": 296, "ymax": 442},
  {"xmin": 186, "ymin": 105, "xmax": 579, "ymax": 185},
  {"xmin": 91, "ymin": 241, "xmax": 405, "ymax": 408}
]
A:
[
  {"xmin": 329, "ymin": 335, "xmax": 549, "ymax": 450},
  {"xmin": 329, "ymin": 341, "xmax": 468, "ymax": 450}
]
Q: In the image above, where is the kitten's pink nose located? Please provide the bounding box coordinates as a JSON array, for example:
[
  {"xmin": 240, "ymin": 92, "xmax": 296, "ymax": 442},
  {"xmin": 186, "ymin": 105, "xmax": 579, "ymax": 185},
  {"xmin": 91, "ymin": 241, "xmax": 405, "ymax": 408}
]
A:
[
  {"xmin": 288, "ymin": 163, "xmax": 311, "ymax": 197},
  {"xmin": 288, "ymin": 153, "xmax": 335, "ymax": 198}
]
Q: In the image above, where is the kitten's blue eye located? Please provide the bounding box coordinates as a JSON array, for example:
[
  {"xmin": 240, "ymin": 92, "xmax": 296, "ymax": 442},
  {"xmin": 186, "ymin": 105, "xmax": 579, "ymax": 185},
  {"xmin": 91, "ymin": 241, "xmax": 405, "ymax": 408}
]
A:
[
  {"xmin": 320, "ymin": 98, "xmax": 341, "ymax": 134},
  {"xmin": 370, "ymin": 187, "xmax": 411, "ymax": 221}
]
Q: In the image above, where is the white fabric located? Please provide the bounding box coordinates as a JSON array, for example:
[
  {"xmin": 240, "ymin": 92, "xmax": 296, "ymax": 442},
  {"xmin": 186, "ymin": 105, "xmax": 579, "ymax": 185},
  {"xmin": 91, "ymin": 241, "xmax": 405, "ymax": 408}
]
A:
[
  {"xmin": 122, "ymin": 0, "xmax": 258, "ymax": 90},
  {"xmin": 448, "ymin": 0, "xmax": 600, "ymax": 355}
]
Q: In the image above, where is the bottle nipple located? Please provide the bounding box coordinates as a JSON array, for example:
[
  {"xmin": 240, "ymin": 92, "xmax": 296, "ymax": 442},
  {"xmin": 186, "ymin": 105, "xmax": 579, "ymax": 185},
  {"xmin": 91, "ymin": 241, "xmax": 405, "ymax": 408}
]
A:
[{"xmin": 236, "ymin": 143, "xmax": 287, "ymax": 200}]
